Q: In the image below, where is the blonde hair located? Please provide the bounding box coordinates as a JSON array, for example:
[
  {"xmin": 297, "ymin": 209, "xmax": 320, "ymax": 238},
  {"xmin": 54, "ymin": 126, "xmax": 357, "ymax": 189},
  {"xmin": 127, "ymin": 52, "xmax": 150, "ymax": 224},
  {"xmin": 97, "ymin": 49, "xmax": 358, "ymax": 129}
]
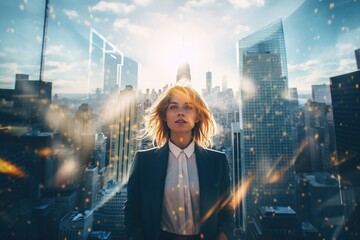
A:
[{"xmin": 141, "ymin": 84, "xmax": 216, "ymax": 148}]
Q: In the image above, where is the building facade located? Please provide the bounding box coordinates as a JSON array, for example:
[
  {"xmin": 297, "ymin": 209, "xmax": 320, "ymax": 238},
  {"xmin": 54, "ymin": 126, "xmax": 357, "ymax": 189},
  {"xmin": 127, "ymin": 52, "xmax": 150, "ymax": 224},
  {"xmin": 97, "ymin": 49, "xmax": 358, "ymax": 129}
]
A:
[{"xmin": 236, "ymin": 19, "xmax": 295, "ymax": 234}]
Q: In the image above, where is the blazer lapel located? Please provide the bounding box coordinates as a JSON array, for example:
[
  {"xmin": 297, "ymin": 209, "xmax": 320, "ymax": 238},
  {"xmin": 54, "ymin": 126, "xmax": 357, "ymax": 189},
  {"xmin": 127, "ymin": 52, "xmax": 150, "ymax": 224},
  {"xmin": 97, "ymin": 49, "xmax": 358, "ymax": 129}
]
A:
[
  {"xmin": 151, "ymin": 143, "xmax": 169, "ymax": 236},
  {"xmin": 195, "ymin": 145, "xmax": 210, "ymax": 226}
]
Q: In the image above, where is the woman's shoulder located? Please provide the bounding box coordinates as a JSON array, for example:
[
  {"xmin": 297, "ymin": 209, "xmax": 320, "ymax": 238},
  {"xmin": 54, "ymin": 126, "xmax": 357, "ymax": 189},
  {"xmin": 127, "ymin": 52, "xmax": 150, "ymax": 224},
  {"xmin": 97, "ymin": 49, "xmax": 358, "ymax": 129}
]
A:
[
  {"xmin": 135, "ymin": 146, "xmax": 163, "ymax": 157},
  {"xmin": 198, "ymin": 146, "xmax": 227, "ymax": 158}
]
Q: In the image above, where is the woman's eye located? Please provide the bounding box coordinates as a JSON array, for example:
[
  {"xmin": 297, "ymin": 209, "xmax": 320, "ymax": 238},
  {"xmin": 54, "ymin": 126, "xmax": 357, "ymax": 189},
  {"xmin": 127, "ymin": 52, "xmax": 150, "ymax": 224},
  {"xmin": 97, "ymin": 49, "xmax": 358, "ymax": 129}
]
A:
[
  {"xmin": 169, "ymin": 105, "xmax": 178, "ymax": 110},
  {"xmin": 184, "ymin": 105, "xmax": 193, "ymax": 111}
]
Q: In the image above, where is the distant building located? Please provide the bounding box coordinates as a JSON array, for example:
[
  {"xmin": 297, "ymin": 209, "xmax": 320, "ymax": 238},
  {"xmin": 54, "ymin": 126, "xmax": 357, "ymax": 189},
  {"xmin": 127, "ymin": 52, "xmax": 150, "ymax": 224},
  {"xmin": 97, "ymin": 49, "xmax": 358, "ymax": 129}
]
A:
[
  {"xmin": 312, "ymin": 84, "xmax": 331, "ymax": 105},
  {"xmin": 247, "ymin": 206, "xmax": 302, "ymax": 240},
  {"xmin": 84, "ymin": 166, "xmax": 99, "ymax": 210},
  {"xmin": 176, "ymin": 62, "xmax": 191, "ymax": 83},
  {"xmin": 295, "ymin": 173, "xmax": 343, "ymax": 240},
  {"xmin": 93, "ymin": 181, "xmax": 127, "ymax": 240},
  {"xmin": 109, "ymin": 86, "xmax": 140, "ymax": 182},
  {"xmin": 74, "ymin": 103, "xmax": 95, "ymax": 136},
  {"xmin": 59, "ymin": 210, "xmax": 93, "ymax": 240},
  {"xmin": 88, "ymin": 231, "xmax": 112, "ymax": 240},
  {"xmin": 222, "ymin": 75, "xmax": 228, "ymax": 92},
  {"xmin": 303, "ymin": 100, "xmax": 328, "ymax": 172},
  {"xmin": 0, "ymin": 74, "xmax": 52, "ymax": 129},
  {"xmin": 206, "ymin": 71, "xmax": 212, "ymax": 94},
  {"xmin": 95, "ymin": 133, "xmax": 107, "ymax": 170}
]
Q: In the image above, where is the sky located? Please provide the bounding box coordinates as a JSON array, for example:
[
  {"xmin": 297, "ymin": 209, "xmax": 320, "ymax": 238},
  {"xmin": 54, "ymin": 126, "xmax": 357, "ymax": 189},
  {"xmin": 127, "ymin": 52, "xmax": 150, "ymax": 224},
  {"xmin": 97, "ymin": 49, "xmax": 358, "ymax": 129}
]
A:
[{"xmin": 0, "ymin": 0, "xmax": 358, "ymax": 95}]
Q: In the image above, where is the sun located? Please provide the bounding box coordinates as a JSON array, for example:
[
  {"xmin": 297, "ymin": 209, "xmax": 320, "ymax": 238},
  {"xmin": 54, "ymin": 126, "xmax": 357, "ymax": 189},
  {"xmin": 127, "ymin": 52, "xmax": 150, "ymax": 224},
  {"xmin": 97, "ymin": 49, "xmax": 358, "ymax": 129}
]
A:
[{"xmin": 143, "ymin": 21, "xmax": 215, "ymax": 90}]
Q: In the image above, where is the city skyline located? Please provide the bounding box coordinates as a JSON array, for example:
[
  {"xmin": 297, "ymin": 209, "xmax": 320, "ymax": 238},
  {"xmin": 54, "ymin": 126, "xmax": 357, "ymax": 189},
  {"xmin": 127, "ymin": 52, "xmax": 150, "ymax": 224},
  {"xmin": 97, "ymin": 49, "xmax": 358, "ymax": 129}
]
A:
[{"xmin": 1, "ymin": 0, "xmax": 359, "ymax": 95}]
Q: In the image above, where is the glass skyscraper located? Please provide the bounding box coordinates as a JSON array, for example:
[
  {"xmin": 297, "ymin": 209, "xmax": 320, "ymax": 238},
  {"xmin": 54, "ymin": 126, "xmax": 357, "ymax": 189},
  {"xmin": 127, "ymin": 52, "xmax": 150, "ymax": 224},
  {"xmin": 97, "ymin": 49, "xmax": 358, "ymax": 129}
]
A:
[{"xmin": 236, "ymin": 19, "xmax": 295, "ymax": 233}]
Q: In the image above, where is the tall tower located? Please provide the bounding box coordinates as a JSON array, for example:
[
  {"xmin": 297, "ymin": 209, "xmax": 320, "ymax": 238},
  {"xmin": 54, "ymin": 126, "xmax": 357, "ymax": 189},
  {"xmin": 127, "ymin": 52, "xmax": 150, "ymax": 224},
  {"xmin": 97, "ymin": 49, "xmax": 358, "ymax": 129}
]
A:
[
  {"xmin": 109, "ymin": 86, "xmax": 140, "ymax": 182},
  {"xmin": 206, "ymin": 71, "xmax": 212, "ymax": 94},
  {"xmin": 176, "ymin": 62, "xmax": 191, "ymax": 83},
  {"xmin": 236, "ymin": 19, "xmax": 295, "ymax": 233},
  {"xmin": 330, "ymin": 49, "xmax": 360, "ymax": 239}
]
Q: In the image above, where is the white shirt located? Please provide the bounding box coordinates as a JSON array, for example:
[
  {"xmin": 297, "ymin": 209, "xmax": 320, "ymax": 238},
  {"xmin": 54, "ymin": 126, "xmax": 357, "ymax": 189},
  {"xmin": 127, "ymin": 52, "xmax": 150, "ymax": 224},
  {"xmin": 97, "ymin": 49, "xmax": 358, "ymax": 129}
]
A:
[{"xmin": 161, "ymin": 141, "xmax": 200, "ymax": 235}]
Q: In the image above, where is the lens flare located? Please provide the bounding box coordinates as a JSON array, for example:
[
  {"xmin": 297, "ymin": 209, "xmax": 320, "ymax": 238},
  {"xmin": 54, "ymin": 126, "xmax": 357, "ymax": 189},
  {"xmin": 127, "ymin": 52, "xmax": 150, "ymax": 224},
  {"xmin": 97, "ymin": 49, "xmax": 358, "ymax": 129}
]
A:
[
  {"xmin": 54, "ymin": 158, "xmax": 78, "ymax": 185},
  {"xmin": 0, "ymin": 158, "xmax": 26, "ymax": 177},
  {"xmin": 200, "ymin": 177, "xmax": 253, "ymax": 224},
  {"xmin": 36, "ymin": 148, "xmax": 58, "ymax": 157},
  {"xmin": 264, "ymin": 140, "xmax": 307, "ymax": 184},
  {"xmin": 233, "ymin": 177, "xmax": 253, "ymax": 209}
]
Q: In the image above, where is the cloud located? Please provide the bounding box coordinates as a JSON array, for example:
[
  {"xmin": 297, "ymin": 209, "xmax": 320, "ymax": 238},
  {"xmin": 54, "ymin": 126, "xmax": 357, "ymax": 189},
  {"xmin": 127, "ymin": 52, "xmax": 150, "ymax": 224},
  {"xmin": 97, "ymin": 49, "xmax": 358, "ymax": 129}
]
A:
[
  {"xmin": 89, "ymin": 1, "xmax": 136, "ymax": 14},
  {"xmin": 180, "ymin": 0, "xmax": 216, "ymax": 12},
  {"xmin": 336, "ymin": 58, "xmax": 356, "ymax": 73},
  {"xmin": 0, "ymin": 62, "xmax": 20, "ymax": 74},
  {"xmin": 49, "ymin": 5, "xmax": 56, "ymax": 20},
  {"xmin": 113, "ymin": 18, "xmax": 149, "ymax": 36},
  {"xmin": 6, "ymin": 28, "xmax": 15, "ymax": 33},
  {"xmin": 134, "ymin": 0, "xmax": 152, "ymax": 7},
  {"xmin": 46, "ymin": 44, "xmax": 66, "ymax": 56},
  {"xmin": 63, "ymin": 9, "xmax": 79, "ymax": 20},
  {"xmin": 288, "ymin": 59, "xmax": 321, "ymax": 72},
  {"xmin": 234, "ymin": 24, "xmax": 251, "ymax": 35},
  {"xmin": 228, "ymin": 0, "xmax": 265, "ymax": 8}
]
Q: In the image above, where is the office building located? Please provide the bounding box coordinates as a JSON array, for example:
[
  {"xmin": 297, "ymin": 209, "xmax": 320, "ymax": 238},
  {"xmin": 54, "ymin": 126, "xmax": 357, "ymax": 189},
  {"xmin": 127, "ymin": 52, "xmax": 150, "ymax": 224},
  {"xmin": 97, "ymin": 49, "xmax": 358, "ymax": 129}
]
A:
[
  {"xmin": 330, "ymin": 49, "xmax": 360, "ymax": 186},
  {"xmin": 206, "ymin": 71, "xmax": 212, "ymax": 94},
  {"xmin": 236, "ymin": 19, "xmax": 295, "ymax": 233},
  {"xmin": 330, "ymin": 48, "xmax": 360, "ymax": 239},
  {"xmin": 84, "ymin": 166, "xmax": 99, "ymax": 210},
  {"xmin": 95, "ymin": 133, "xmax": 107, "ymax": 170},
  {"xmin": 93, "ymin": 181, "xmax": 127, "ymax": 240},
  {"xmin": 303, "ymin": 100, "xmax": 328, "ymax": 172},
  {"xmin": 88, "ymin": 231, "xmax": 112, "ymax": 240},
  {"xmin": 109, "ymin": 86, "xmax": 140, "ymax": 182},
  {"xmin": 248, "ymin": 206, "xmax": 302, "ymax": 240},
  {"xmin": 59, "ymin": 210, "xmax": 93, "ymax": 240},
  {"xmin": 312, "ymin": 84, "xmax": 331, "ymax": 105},
  {"xmin": 295, "ymin": 173, "xmax": 343, "ymax": 239}
]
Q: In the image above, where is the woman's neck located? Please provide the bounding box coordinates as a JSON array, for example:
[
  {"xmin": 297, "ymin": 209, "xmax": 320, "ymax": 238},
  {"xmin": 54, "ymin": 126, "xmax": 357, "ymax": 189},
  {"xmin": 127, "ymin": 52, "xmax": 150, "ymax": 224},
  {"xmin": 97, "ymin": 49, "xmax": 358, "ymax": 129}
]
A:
[{"xmin": 170, "ymin": 133, "xmax": 193, "ymax": 149}]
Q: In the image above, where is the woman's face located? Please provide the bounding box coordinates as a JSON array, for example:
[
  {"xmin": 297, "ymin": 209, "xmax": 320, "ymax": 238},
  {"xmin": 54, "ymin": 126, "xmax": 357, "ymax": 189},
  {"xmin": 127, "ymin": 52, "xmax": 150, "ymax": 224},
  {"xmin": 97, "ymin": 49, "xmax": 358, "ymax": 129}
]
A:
[{"xmin": 165, "ymin": 92, "xmax": 199, "ymax": 137}]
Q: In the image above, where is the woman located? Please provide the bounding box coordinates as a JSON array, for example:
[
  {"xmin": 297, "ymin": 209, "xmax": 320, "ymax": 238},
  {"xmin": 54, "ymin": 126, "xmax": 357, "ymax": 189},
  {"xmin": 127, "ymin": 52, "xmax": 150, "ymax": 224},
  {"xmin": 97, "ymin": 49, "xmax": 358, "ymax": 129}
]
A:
[{"xmin": 124, "ymin": 85, "xmax": 234, "ymax": 240}]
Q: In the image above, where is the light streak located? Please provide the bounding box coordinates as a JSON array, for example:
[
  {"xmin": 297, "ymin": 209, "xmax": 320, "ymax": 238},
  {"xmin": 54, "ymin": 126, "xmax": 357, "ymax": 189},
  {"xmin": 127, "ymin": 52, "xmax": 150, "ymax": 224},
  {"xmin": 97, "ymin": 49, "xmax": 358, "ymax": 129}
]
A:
[{"xmin": 0, "ymin": 158, "xmax": 26, "ymax": 177}]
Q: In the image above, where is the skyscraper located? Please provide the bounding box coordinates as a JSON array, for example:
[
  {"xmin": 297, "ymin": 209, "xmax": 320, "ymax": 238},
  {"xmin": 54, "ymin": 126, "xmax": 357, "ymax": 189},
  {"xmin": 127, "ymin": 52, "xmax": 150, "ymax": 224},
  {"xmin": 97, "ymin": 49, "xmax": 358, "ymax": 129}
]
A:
[
  {"xmin": 330, "ymin": 50, "xmax": 360, "ymax": 187},
  {"xmin": 109, "ymin": 86, "xmax": 140, "ymax": 182},
  {"xmin": 236, "ymin": 19, "xmax": 295, "ymax": 234},
  {"xmin": 176, "ymin": 62, "xmax": 191, "ymax": 83},
  {"xmin": 206, "ymin": 71, "xmax": 212, "ymax": 94},
  {"xmin": 330, "ymin": 49, "xmax": 360, "ymax": 239},
  {"xmin": 312, "ymin": 84, "xmax": 332, "ymax": 105}
]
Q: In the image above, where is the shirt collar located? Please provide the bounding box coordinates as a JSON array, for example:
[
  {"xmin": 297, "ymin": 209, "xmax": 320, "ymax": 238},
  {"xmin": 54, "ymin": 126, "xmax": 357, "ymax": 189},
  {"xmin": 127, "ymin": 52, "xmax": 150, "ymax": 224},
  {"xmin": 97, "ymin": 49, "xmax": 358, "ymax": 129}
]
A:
[{"xmin": 169, "ymin": 140, "xmax": 195, "ymax": 158}]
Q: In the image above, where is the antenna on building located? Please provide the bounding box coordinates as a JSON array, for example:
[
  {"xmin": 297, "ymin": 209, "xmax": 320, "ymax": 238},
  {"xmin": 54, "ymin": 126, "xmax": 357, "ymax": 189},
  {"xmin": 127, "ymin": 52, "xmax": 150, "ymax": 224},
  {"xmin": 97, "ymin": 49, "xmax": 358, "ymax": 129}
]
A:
[{"xmin": 39, "ymin": 0, "xmax": 49, "ymax": 83}]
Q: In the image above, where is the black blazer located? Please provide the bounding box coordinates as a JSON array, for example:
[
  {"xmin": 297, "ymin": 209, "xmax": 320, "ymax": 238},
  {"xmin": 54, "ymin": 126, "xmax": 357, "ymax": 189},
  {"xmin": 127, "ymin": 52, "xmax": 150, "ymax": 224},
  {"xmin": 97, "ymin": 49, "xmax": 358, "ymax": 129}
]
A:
[{"xmin": 124, "ymin": 143, "xmax": 234, "ymax": 240}]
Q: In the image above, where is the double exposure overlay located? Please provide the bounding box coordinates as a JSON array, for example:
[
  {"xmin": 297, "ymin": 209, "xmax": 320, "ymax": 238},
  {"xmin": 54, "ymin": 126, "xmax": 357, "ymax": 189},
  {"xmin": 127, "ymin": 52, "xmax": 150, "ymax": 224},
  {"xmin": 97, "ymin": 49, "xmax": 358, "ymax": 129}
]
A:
[{"xmin": 1, "ymin": 0, "xmax": 360, "ymax": 240}]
